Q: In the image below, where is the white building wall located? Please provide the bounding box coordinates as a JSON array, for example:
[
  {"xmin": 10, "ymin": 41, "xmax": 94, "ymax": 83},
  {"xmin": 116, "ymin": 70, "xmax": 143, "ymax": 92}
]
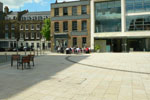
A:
[
  {"xmin": 91, "ymin": 0, "xmax": 150, "ymax": 40},
  {"xmin": 121, "ymin": 0, "xmax": 126, "ymax": 33},
  {"xmin": 90, "ymin": 0, "xmax": 95, "ymax": 49}
]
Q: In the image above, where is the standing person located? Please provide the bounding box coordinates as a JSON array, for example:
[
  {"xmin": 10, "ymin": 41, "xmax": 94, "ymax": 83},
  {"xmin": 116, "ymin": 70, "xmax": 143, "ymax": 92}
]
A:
[
  {"xmin": 57, "ymin": 46, "xmax": 60, "ymax": 53},
  {"xmin": 66, "ymin": 47, "xmax": 70, "ymax": 54},
  {"xmin": 76, "ymin": 47, "xmax": 80, "ymax": 54},
  {"xmin": 69, "ymin": 47, "xmax": 72, "ymax": 54},
  {"xmin": 60, "ymin": 47, "xmax": 64, "ymax": 53},
  {"xmin": 85, "ymin": 47, "xmax": 89, "ymax": 53}
]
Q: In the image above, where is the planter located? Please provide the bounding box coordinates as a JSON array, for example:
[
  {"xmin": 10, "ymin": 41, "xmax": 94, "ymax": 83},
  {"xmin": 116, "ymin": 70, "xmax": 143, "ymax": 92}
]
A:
[{"xmin": 96, "ymin": 49, "xmax": 100, "ymax": 53}]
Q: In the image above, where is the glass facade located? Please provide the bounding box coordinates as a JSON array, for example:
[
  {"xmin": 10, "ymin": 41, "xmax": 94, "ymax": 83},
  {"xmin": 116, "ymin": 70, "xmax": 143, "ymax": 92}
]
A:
[
  {"xmin": 126, "ymin": 15, "xmax": 150, "ymax": 31},
  {"xmin": 126, "ymin": 0, "xmax": 150, "ymax": 13},
  {"xmin": 95, "ymin": 1, "xmax": 121, "ymax": 33}
]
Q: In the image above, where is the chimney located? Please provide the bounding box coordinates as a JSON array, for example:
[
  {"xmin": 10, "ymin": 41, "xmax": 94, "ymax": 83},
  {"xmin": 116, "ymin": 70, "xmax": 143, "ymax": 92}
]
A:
[
  {"xmin": 56, "ymin": 0, "xmax": 58, "ymax": 3},
  {"xmin": 4, "ymin": 6, "xmax": 9, "ymax": 14}
]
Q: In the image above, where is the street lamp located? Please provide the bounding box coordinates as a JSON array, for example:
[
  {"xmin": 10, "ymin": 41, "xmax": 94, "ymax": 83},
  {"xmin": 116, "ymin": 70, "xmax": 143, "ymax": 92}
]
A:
[{"xmin": 16, "ymin": 37, "xmax": 19, "ymax": 55}]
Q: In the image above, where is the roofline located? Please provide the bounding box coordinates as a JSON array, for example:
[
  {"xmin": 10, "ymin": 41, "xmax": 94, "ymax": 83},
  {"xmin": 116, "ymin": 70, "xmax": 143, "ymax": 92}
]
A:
[{"xmin": 51, "ymin": 0, "xmax": 82, "ymax": 5}]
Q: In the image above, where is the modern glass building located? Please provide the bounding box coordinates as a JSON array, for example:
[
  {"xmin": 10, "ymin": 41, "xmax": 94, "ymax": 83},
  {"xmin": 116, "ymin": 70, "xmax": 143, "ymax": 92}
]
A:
[{"xmin": 91, "ymin": 0, "xmax": 150, "ymax": 52}]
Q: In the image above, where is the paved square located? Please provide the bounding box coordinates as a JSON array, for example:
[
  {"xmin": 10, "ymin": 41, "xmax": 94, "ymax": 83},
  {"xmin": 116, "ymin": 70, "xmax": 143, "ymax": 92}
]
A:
[{"xmin": 0, "ymin": 52, "xmax": 150, "ymax": 100}]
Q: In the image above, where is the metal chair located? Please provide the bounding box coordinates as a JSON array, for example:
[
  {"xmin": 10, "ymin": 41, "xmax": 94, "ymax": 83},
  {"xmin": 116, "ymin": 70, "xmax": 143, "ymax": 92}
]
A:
[
  {"xmin": 28, "ymin": 55, "xmax": 35, "ymax": 66},
  {"xmin": 11, "ymin": 55, "xmax": 20, "ymax": 67},
  {"xmin": 18, "ymin": 56, "xmax": 30, "ymax": 70}
]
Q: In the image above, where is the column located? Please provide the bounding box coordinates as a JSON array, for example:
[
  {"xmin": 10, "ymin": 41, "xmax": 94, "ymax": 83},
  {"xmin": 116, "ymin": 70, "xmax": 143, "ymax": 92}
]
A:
[
  {"xmin": 121, "ymin": 0, "xmax": 126, "ymax": 33},
  {"xmin": 90, "ymin": 0, "xmax": 94, "ymax": 50}
]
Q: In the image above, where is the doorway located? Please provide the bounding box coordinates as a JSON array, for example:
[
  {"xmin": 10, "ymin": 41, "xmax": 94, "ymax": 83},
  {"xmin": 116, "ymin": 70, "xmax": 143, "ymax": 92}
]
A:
[{"xmin": 112, "ymin": 39, "xmax": 122, "ymax": 52}]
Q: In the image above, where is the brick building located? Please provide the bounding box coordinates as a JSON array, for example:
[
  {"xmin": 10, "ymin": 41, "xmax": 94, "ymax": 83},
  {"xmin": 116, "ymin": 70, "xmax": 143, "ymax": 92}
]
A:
[
  {"xmin": 51, "ymin": 0, "xmax": 90, "ymax": 51},
  {"xmin": 0, "ymin": 2, "xmax": 3, "ymax": 42},
  {"xmin": 0, "ymin": 5, "xmax": 50, "ymax": 50}
]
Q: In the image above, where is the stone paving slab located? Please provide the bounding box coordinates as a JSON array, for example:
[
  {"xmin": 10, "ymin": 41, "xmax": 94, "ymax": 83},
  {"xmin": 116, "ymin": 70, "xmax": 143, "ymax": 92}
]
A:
[{"xmin": 0, "ymin": 53, "xmax": 150, "ymax": 100}]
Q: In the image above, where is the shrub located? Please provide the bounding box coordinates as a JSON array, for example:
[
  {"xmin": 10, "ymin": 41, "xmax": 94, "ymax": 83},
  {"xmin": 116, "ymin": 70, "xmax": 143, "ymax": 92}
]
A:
[{"xmin": 94, "ymin": 44, "xmax": 100, "ymax": 51}]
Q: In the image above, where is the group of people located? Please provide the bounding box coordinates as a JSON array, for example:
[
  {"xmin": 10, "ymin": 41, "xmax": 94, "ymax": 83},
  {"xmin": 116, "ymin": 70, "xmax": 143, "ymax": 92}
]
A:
[{"xmin": 56, "ymin": 46, "xmax": 91, "ymax": 54}]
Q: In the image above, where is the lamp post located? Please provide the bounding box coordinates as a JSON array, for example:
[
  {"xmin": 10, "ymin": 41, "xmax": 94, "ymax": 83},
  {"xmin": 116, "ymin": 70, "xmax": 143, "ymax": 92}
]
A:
[{"xmin": 16, "ymin": 38, "xmax": 19, "ymax": 55}]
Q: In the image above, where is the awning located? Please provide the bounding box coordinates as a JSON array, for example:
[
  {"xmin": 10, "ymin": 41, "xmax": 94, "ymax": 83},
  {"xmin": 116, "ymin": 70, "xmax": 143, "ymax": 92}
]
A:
[{"xmin": 54, "ymin": 33, "xmax": 68, "ymax": 38}]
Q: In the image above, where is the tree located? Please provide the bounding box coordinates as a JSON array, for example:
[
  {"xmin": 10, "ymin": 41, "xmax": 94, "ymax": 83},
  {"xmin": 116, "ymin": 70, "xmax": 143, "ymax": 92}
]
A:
[{"xmin": 41, "ymin": 19, "xmax": 51, "ymax": 40}]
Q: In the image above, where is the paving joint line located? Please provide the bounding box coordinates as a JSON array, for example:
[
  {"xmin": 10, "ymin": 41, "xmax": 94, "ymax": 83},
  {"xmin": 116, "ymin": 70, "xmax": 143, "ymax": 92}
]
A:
[{"xmin": 65, "ymin": 56, "xmax": 150, "ymax": 75}]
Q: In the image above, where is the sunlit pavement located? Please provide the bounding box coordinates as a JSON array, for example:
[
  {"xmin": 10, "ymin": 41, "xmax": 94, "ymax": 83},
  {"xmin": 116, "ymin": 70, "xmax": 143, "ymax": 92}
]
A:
[{"xmin": 0, "ymin": 52, "xmax": 150, "ymax": 100}]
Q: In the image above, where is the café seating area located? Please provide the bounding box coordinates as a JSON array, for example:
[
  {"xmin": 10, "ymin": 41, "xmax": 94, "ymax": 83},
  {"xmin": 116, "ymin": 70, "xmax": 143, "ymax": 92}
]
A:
[{"xmin": 11, "ymin": 54, "xmax": 35, "ymax": 70}]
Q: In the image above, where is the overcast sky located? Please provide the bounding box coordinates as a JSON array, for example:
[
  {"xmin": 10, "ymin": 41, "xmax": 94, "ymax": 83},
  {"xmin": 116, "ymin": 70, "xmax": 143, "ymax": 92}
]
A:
[{"xmin": 0, "ymin": 0, "xmax": 79, "ymax": 12}]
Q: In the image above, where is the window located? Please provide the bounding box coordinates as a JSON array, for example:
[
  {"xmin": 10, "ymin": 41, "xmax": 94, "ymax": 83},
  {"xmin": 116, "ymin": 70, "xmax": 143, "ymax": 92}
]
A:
[
  {"xmin": 55, "ymin": 8, "xmax": 59, "ymax": 16},
  {"xmin": 26, "ymin": 43, "xmax": 28, "ymax": 47},
  {"xmin": 32, "ymin": 16, "xmax": 37, "ymax": 20},
  {"xmin": 37, "ymin": 43, "xmax": 40, "ymax": 48},
  {"xmin": 35, "ymin": 16, "xmax": 37, "ymax": 20},
  {"xmin": 36, "ymin": 24, "xmax": 40, "ymax": 30},
  {"xmin": 55, "ymin": 22, "xmax": 59, "ymax": 32},
  {"xmin": 20, "ymin": 25, "xmax": 23, "ymax": 30},
  {"xmin": 72, "ymin": 6, "xmax": 77, "ymax": 16},
  {"xmin": 5, "ymin": 33, "xmax": 8, "ymax": 39},
  {"xmin": 25, "ymin": 33, "xmax": 29, "ymax": 39},
  {"xmin": 82, "ymin": 37, "xmax": 86, "ymax": 47},
  {"xmin": 20, "ymin": 33, "xmax": 24, "ymax": 39},
  {"xmin": 11, "ymin": 24, "xmax": 15, "ymax": 30},
  {"xmin": 126, "ymin": 15, "xmax": 150, "ymax": 31},
  {"xmin": 95, "ymin": 1, "xmax": 121, "ymax": 33},
  {"xmin": 63, "ymin": 22, "xmax": 68, "ymax": 32},
  {"xmin": 27, "ymin": 17, "xmax": 31, "ymax": 20},
  {"xmin": 63, "ymin": 7, "xmax": 68, "ymax": 16},
  {"xmin": 13, "ymin": 16, "xmax": 16, "ymax": 20},
  {"xmin": 72, "ymin": 21, "xmax": 77, "ymax": 31},
  {"xmin": 126, "ymin": 0, "xmax": 150, "ymax": 13},
  {"xmin": 48, "ymin": 43, "xmax": 51, "ymax": 48},
  {"xmin": 73, "ymin": 37, "xmax": 77, "ymax": 47},
  {"xmin": 82, "ymin": 5, "xmax": 87, "ymax": 14},
  {"xmin": 31, "ymin": 24, "xmax": 34, "ymax": 30},
  {"xmin": 5, "ymin": 24, "xmax": 8, "ymax": 30},
  {"xmin": 31, "ymin": 33, "xmax": 35, "ymax": 39},
  {"xmin": 36, "ymin": 33, "xmax": 40, "ymax": 39},
  {"xmin": 21, "ymin": 43, "xmax": 23, "ymax": 47},
  {"xmin": 23, "ymin": 17, "xmax": 26, "ymax": 20},
  {"xmin": 38, "ymin": 16, "xmax": 42, "ymax": 20},
  {"xmin": 25, "ymin": 25, "xmax": 29, "ymax": 30},
  {"xmin": 82, "ymin": 21, "xmax": 87, "ymax": 31},
  {"xmin": 11, "ymin": 33, "xmax": 15, "ymax": 39},
  {"xmin": 31, "ymin": 43, "xmax": 34, "ymax": 48}
]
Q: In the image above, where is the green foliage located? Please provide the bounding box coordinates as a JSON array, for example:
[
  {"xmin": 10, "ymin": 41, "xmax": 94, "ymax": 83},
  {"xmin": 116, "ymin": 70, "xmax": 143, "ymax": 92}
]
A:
[
  {"xmin": 40, "ymin": 19, "xmax": 51, "ymax": 40},
  {"xmin": 94, "ymin": 44, "xmax": 100, "ymax": 51}
]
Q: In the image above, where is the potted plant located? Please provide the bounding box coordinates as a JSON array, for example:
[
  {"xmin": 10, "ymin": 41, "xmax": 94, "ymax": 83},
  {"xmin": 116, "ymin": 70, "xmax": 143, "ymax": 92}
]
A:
[{"xmin": 94, "ymin": 44, "xmax": 101, "ymax": 52}]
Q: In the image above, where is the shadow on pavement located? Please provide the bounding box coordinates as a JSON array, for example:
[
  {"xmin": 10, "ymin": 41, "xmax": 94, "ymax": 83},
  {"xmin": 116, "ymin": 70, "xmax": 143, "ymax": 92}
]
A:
[{"xmin": 0, "ymin": 55, "xmax": 89, "ymax": 99}]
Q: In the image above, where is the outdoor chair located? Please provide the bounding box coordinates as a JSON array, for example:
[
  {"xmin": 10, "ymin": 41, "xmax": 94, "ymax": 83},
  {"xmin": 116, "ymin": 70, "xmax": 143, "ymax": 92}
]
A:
[
  {"xmin": 11, "ymin": 55, "xmax": 20, "ymax": 67},
  {"xmin": 17, "ymin": 56, "xmax": 30, "ymax": 70},
  {"xmin": 28, "ymin": 54, "xmax": 35, "ymax": 66}
]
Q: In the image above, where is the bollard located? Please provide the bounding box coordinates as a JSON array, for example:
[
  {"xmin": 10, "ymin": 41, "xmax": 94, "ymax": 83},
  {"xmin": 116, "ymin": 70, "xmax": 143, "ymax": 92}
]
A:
[
  {"xmin": 5, "ymin": 53, "xmax": 7, "ymax": 61},
  {"xmin": 37, "ymin": 49, "xmax": 38, "ymax": 56},
  {"xmin": 30, "ymin": 48, "xmax": 31, "ymax": 55},
  {"xmin": 25, "ymin": 49, "xmax": 27, "ymax": 55},
  {"xmin": 34, "ymin": 50, "xmax": 35, "ymax": 55}
]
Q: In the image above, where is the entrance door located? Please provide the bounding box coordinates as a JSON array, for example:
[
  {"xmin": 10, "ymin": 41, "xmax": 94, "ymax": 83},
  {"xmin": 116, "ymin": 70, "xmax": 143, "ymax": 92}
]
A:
[
  {"xmin": 55, "ymin": 39, "xmax": 68, "ymax": 49},
  {"xmin": 42, "ymin": 43, "xmax": 45, "ymax": 50},
  {"xmin": 113, "ymin": 39, "xmax": 122, "ymax": 52}
]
